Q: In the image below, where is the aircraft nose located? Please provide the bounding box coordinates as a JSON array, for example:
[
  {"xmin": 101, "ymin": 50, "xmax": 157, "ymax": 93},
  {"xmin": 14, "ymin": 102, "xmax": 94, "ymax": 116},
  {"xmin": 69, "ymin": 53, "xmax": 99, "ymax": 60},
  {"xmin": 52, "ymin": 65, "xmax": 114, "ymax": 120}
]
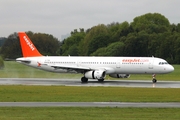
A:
[{"xmin": 168, "ymin": 65, "xmax": 174, "ymax": 73}]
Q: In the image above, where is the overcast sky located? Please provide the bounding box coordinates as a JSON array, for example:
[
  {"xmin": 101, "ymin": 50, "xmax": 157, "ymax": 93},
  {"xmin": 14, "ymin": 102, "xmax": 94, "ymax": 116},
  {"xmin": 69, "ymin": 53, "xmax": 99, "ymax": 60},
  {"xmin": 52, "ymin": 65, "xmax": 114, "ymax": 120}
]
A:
[{"xmin": 1, "ymin": 0, "xmax": 180, "ymax": 40}]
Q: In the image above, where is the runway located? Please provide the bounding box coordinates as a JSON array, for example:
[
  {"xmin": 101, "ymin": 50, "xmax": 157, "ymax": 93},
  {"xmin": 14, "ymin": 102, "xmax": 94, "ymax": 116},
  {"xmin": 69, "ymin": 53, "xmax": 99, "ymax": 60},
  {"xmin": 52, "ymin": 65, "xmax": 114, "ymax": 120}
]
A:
[
  {"xmin": 0, "ymin": 102, "xmax": 180, "ymax": 108},
  {"xmin": 0, "ymin": 78, "xmax": 180, "ymax": 108},
  {"xmin": 0, "ymin": 78, "xmax": 180, "ymax": 88}
]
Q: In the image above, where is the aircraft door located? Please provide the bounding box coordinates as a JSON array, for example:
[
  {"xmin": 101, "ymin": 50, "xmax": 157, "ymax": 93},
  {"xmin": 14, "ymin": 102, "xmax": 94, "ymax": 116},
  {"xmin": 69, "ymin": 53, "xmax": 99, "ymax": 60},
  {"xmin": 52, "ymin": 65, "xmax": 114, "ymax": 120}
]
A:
[
  {"xmin": 77, "ymin": 60, "xmax": 81, "ymax": 67},
  {"xmin": 148, "ymin": 59, "xmax": 154, "ymax": 69},
  {"xmin": 116, "ymin": 60, "xmax": 121, "ymax": 68}
]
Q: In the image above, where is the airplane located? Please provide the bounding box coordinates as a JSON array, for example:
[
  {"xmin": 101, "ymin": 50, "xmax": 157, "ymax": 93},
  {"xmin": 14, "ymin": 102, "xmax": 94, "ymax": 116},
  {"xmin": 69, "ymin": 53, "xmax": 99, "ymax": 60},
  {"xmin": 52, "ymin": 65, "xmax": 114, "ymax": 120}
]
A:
[{"xmin": 16, "ymin": 32, "xmax": 174, "ymax": 83}]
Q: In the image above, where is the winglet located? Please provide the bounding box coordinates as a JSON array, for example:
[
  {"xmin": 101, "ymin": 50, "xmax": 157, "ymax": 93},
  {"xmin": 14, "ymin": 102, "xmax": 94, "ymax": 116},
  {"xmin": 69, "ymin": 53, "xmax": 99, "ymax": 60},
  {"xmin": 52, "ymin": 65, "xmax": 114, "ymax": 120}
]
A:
[{"xmin": 18, "ymin": 32, "xmax": 43, "ymax": 57}]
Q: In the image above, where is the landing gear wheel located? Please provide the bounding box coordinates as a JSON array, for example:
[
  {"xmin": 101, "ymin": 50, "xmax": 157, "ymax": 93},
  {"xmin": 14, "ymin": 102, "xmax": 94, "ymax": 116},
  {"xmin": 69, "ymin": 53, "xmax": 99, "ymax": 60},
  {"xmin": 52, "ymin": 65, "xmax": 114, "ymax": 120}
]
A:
[
  {"xmin": 81, "ymin": 77, "xmax": 88, "ymax": 83},
  {"xmin": 98, "ymin": 79, "xmax": 104, "ymax": 82},
  {"xmin": 152, "ymin": 74, "xmax": 157, "ymax": 83},
  {"xmin": 152, "ymin": 79, "xmax": 157, "ymax": 83}
]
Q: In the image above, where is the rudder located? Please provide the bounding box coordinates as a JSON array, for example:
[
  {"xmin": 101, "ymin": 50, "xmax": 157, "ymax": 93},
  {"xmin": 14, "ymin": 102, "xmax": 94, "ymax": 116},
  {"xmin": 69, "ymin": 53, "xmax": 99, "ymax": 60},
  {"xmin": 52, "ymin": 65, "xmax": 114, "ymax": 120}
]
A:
[{"xmin": 18, "ymin": 32, "xmax": 42, "ymax": 57}]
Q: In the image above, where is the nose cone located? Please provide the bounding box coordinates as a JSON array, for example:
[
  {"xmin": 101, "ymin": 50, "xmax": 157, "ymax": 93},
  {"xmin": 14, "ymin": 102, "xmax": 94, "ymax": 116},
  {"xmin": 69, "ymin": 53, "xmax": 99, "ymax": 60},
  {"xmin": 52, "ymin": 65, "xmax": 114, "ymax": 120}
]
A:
[{"xmin": 168, "ymin": 65, "xmax": 174, "ymax": 73}]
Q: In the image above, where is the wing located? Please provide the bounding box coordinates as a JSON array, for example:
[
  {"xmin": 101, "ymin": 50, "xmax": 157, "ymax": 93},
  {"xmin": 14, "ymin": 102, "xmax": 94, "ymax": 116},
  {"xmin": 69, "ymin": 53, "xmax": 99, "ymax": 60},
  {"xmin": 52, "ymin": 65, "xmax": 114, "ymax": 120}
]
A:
[
  {"xmin": 50, "ymin": 64, "xmax": 91, "ymax": 73},
  {"xmin": 50, "ymin": 64, "xmax": 115, "ymax": 74}
]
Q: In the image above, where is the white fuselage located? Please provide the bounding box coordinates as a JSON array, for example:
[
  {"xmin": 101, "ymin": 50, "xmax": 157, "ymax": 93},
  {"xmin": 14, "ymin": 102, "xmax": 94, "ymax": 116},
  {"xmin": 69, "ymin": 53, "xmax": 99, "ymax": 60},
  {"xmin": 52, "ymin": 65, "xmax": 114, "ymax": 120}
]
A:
[{"xmin": 16, "ymin": 56, "xmax": 174, "ymax": 74}]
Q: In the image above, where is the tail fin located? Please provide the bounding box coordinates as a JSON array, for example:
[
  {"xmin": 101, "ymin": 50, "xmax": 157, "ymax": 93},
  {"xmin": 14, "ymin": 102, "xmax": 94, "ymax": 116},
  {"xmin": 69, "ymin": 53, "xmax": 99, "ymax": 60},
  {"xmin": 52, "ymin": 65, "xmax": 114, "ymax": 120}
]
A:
[{"xmin": 18, "ymin": 32, "xmax": 42, "ymax": 57}]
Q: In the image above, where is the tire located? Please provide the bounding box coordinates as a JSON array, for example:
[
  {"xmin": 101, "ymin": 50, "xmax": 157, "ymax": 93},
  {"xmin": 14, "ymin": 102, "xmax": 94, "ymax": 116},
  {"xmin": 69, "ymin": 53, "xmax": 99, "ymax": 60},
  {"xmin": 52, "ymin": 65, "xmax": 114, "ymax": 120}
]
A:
[
  {"xmin": 98, "ymin": 79, "xmax": 104, "ymax": 82},
  {"xmin": 81, "ymin": 77, "xmax": 88, "ymax": 83},
  {"xmin": 152, "ymin": 79, "xmax": 157, "ymax": 83}
]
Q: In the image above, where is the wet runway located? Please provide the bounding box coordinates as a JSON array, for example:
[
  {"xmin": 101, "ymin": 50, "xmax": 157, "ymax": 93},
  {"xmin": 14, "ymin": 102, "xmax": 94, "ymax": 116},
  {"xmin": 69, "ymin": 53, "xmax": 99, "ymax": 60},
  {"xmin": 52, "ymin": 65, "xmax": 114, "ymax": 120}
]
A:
[{"xmin": 0, "ymin": 78, "xmax": 180, "ymax": 88}]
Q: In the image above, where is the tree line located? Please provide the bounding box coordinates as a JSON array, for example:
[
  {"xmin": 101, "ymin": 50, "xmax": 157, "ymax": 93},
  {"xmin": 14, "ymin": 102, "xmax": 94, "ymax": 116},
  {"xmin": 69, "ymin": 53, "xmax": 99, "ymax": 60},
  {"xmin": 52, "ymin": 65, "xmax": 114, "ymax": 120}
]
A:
[
  {"xmin": 0, "ymin": 13, "xmax": 180, "ymax": 64},
  {"xmin": 0, "ymin": 31, "xmax": 60, "ymax": 59}
]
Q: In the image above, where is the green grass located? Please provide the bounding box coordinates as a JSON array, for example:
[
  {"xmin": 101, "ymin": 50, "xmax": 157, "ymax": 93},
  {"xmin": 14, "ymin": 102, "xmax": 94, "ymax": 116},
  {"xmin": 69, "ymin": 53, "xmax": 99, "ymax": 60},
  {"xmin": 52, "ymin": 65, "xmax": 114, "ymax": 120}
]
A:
[
  {"xmin": 0, "ymin": 61, "xmax": 82, "ymax": 78},
  {"xmin": 0, "ymin": 107, "xmax": 180, "ymax": 120},
  {"xmin": 0, "ymin": 86, "xmax": 180, "ymax": 102},
  {"xmin": 1, "ymin": 62, "xmax": 180, "ymax": 120},
  {"xmin": 0, "ymin": 61, "xmax": 179, "ymax": 80}
]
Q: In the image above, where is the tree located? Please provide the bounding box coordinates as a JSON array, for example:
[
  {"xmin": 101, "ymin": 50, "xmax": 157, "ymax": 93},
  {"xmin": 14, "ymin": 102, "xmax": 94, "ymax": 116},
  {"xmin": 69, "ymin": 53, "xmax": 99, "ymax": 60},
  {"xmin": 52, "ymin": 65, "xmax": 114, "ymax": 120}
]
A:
[
  {"xmin": 79, "ymin": 24, "xmax": 109, "ymax": 55},
  {"xmin": 91, "ymin": 41, "xmax": 124, "ymax": 56},
  {"xmin": 147, "ymin": 33, "xmax": 160, "ymax": 57},
  {"xmin": 0, "ymin": 31, "xmax": 60, "ymax": 59},
  {"xmin": 131, "ymin": 13, "xmax": 170, "ymax": 34},
  {"xmin": 0, "ymin": 37, "xmax": 6, "ymax": 47},
  {"xmin": 171, "ymin": 32, "xmax": 180, "ymax": 63},
  {"xmin": 108, "ymin": 21, "xmax": 130, "ymax": 42},
  {"xmin": 122, "ymin": 31, "xmax": 150, "ymax": 57},
  {"xmin": 88, "ymin": 34, "xmax": 110, "ymax": 55},
  {"xmin": 0, "ymin": 32, "xmax": 21, "ymax": 59},
  {"xmin": 0, "ymin": 56, "xmax": 4, "ymax": 69},
  {"xmin": 29, "ymin": 32, "xmax": 60, "ymax": 56},
  {"xmin": 61, "ymin": 29, "xmax": 85, "ymax": 56},
  {"xmin": 123, "ymin": 33, "xmax": 137, "ymax": 56}
]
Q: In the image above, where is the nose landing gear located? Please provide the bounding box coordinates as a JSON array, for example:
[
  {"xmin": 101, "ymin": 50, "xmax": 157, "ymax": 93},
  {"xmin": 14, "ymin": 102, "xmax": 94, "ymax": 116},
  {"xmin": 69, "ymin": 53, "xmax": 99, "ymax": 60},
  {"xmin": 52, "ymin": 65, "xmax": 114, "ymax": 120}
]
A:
[{"xmin": 152, "ymin": 74, "xmax": 157, "ymax": 83}]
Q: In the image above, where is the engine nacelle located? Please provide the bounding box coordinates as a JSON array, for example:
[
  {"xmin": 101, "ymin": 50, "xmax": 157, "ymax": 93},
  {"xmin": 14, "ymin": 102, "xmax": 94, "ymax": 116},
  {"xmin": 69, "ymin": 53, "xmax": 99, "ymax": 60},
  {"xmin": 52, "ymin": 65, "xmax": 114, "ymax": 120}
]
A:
[
  {"xmin": 85, "ymin": 70, "xmax": 106, "ymax": 79},
  {"xmin": 109, "ymin": 74, "xmax": 130, "ymax": 78}
]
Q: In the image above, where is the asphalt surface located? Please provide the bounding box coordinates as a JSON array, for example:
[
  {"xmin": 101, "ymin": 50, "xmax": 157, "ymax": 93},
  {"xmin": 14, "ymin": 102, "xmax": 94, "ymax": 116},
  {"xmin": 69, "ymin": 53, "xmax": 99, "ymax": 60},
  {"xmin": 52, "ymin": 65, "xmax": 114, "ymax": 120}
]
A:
[
  {"xmin": 0, "ymin": 102, "xmax": 180, "ymax": 108},
  {"xmin": 0, "ymin": 78, "xmax": 180, "ymax": 88}
]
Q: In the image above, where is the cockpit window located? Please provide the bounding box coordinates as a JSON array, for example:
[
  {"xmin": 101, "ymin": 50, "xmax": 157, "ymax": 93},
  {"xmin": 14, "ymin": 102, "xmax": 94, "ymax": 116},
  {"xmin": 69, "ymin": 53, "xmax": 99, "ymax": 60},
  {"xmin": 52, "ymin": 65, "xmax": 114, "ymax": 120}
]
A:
[{"xmin": 159, "ymin": 62, "xmax": 168, "ymax": 65}]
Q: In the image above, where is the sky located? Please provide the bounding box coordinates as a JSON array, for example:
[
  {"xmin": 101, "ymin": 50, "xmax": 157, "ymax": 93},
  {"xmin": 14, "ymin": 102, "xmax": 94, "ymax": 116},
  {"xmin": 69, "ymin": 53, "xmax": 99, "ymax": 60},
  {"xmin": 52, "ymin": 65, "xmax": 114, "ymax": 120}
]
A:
[{"xmin": 1, "ymin": 0, "xmax": 180, "ymax": 40}]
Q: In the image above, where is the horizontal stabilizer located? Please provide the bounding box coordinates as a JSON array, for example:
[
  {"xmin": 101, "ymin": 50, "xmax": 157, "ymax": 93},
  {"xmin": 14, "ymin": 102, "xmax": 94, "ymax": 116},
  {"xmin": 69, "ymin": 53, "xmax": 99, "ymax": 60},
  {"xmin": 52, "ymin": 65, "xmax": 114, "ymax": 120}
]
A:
[{"xmin": 16, "ymin": 58, "xmax": 31, "ymax": 64}]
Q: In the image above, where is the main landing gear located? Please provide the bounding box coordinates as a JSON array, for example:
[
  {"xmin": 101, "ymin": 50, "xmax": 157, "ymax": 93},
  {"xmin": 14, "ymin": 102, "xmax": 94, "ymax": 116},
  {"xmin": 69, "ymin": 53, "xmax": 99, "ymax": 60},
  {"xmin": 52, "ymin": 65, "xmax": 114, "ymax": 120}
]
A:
[
  {"xmin": 98, "ymin": 79, "xmax": 104, "ymax": 82},
  {"xmin": 152, "ymin": 74, "xmax": 157, "ymax": 83},
  {"xmin": 81, "ymin": 77, "xmax": 88, "ymax": 83}
]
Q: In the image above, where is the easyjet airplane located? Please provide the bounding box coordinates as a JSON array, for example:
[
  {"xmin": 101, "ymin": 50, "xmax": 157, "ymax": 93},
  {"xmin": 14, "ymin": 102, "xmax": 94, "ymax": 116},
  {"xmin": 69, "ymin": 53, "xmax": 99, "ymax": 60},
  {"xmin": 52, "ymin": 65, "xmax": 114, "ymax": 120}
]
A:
[{"xmin": 16, "ymin": 32, "xmax": 174, "ymax": 83}]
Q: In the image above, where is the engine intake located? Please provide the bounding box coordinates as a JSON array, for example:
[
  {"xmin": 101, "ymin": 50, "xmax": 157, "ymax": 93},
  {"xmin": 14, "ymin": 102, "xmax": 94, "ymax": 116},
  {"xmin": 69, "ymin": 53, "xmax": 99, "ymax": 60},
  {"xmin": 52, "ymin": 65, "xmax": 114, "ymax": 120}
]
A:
[
  {"xmin": 85, "ymin": 70, "xmax": 106, "ymax": 79},
  {"xmin": 109, "ymin": 74, "xmax": 130, "ymax": 78}
]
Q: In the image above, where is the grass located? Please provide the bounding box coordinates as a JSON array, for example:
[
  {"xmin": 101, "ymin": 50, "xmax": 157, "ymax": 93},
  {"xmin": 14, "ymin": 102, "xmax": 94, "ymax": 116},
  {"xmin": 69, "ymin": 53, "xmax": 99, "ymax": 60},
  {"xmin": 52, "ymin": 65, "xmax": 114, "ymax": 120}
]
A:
[
  {"xmin": 0, "ymin": 61, "xmax": 179, "ymax": 80},
  {"xmin": 0, "ymin": 61, "xmax": 82, "ymax": 78},
  {"xmin": 0, "ymin": 86, "xmax": 180, "ymax": 102},
  {"xmin": 0, "ymin": 107, "xmax": 180, "ymax": 120},
  {"xmin": 1, "ymin": 62, "xmax": 180, "ymax": 120}
]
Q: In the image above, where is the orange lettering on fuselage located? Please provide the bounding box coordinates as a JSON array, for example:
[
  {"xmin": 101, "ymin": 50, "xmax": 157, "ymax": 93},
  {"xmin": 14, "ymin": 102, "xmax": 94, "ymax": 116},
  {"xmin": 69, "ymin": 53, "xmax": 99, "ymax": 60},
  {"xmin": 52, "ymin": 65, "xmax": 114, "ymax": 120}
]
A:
[{"xmin": 122, "ymin": 59, "xmax": 149, "ymax": 63}]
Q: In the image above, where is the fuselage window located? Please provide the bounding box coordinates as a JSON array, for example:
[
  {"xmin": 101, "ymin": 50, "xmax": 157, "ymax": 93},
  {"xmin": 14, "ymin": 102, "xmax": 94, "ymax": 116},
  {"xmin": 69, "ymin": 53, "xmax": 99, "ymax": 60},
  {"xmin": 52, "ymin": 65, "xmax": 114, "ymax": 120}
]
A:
[{"xmin": 159, "ymin": 62, "xmax": 168, "ymax": 65}]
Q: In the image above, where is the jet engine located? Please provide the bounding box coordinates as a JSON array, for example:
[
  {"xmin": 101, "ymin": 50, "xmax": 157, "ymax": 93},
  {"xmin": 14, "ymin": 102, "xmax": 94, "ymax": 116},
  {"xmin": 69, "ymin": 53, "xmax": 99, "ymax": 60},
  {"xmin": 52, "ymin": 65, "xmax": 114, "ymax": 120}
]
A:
[
  {"xmin": 85, "ymin": 70, "xmax": 106, "ymax": 79},
  {"xmin": 109, "ymin": 74, "xmax": 130, "ymax": 78}
]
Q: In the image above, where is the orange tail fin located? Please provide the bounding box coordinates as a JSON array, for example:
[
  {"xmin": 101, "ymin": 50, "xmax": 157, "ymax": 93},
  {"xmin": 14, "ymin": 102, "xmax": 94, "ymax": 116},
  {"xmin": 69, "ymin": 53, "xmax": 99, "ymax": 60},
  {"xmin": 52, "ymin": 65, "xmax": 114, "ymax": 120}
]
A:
[{"xmin": 18, "ymin": 32, "xmax": 42, "ymax": 57}]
